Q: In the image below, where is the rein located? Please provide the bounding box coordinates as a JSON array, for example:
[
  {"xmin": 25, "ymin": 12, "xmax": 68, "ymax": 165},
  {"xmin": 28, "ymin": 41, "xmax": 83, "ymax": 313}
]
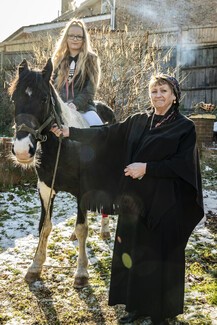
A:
[
  {"xmin": 32, "ymin": 88, "xmax": 63, "ymax": 259},
  {"xmin": 43, "ymin": 89, "xmax": 63, "ymax": 225}
]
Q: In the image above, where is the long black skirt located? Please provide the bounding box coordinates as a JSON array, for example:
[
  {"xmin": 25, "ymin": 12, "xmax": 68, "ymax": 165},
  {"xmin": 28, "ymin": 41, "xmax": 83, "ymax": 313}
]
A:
[{"xmin": 108, "ymin": 187, "xmax": 201, "ymax": 322}]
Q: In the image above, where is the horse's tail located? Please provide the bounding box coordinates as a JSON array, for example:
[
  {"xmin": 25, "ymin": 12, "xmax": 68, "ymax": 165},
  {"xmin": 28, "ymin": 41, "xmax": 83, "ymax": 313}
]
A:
[{"xmin": 94, "ymin": 100, "xmax": 116, "ymax": 124}]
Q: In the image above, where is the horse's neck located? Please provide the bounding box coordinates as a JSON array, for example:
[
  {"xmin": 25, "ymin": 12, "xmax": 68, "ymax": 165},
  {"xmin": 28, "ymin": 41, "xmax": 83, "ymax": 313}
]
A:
[{"xmin": 54, "ymin": 90, "xmax": 89, "ymax": 129}]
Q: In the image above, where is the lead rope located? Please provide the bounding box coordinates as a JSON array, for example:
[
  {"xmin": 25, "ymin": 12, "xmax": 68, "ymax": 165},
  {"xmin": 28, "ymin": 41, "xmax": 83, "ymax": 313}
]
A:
[
  {"xmin": 46, "ymin": 134, "xmax": 63, "ymax": 217},
  {"xmin": 33, "ymin": 93, "xmax": 63, "ymax": 259},
  {"xmin": 46, "ymin": 92, "xmax": 63, "ymax": 220}
]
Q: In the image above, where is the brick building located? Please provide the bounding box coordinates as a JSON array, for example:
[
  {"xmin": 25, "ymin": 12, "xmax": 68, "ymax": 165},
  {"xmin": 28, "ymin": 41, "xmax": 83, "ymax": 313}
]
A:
[
  {"xmin": 54, "ymin": 0, "xmax": 217, "ymax": 31},
  {"xmin": 114, "ymin": 0, "xmax": 217, "ymax": 30}
]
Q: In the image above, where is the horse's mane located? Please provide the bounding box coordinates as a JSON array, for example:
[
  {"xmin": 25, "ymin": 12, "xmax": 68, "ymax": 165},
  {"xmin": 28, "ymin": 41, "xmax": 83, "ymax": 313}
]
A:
[
  {"xmin": 8, "ymin": 75, "xmax": 18, "ymax": 97},
  {"xmin": 52, "ymin": 86, "xmax": 89, "ymax": 128}
]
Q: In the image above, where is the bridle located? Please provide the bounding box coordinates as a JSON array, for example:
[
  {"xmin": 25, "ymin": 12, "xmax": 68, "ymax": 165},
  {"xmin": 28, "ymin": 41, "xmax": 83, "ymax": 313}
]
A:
[{"xmin": 15, "ymin": 87, "xmax": 62, "ymax": 142}]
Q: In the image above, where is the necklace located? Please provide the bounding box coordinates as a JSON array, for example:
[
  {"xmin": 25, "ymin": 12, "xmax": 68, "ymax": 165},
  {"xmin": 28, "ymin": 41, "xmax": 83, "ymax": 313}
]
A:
[
  {"xmin": 149, "ymin": 113, "xmax": 155, "ymax": 130},
  {"xmin": 149, "ymin": 110, "xmax": 176, "ymax": 130}
]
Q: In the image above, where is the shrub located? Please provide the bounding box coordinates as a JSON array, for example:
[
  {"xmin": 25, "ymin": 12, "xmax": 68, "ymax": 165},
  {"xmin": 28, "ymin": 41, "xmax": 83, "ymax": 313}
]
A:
[{"xmin": 0, "ymin": 88, "xmax": 14, "ymax": 136}]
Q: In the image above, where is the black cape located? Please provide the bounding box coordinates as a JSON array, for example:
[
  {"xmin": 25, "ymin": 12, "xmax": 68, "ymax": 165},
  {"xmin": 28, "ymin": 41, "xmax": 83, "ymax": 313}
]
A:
[{"xmin": 68, "ymin": 109, "xmax": 204, "ymax": 322}]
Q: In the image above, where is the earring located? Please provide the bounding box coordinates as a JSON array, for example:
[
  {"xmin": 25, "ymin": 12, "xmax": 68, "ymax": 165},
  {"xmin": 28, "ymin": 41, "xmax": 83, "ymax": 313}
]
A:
[{"xmin": 174, "ymin": 99, "xmax": 176, "ymax": 104}]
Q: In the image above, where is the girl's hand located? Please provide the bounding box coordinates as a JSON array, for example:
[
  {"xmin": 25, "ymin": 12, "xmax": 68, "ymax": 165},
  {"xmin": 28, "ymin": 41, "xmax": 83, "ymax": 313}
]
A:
[
  {"xmin": 50, "ymin": 124, "xmax": 69, "ymax": 137},
  {"xmin": 124, "ymin": 162, "xmax": 147, "ymax": 179},
  {"xmin": 67, "ymin": 102, "xmax": 77, "ymax": 110}
]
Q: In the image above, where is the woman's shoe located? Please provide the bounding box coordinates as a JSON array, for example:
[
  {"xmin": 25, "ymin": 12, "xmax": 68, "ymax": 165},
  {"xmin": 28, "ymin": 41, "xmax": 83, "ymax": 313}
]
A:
[{"xmin": 119, "ymin": 311, "xmax": 143, "ymax": 324}]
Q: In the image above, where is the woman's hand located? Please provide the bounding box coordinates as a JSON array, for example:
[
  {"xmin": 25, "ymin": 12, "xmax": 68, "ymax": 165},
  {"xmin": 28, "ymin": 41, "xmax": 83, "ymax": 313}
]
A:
[
  {"xmin": 124, "ymin": 162, "xmax": 147, "ymax": 179},
  {"xmin": 50, "ymin": 124, "xmax": 69, "ymax": 138}
]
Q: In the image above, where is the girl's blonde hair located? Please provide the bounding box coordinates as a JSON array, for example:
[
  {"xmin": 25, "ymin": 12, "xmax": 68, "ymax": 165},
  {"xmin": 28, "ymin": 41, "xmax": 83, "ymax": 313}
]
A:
[{"xmin": 52, "ymin": 18, "xmax": 100, "ymax": 91}]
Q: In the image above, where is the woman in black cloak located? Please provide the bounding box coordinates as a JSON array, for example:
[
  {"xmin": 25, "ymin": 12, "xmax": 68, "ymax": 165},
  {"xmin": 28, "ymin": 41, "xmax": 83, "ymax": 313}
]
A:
[{"xmin": 51, "ymin": 74, "xmax": 204, "ymax": 325}]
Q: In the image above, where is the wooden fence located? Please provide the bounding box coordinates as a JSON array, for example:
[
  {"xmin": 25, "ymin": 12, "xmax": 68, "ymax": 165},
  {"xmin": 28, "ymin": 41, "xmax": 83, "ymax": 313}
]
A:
[
  {"xmin": 180, "ymin": 45, "xmax": 217, "ymax": 111},
  {"xmin": 148, "ymin": 25, "xmax": 217, "ymax": 113}
]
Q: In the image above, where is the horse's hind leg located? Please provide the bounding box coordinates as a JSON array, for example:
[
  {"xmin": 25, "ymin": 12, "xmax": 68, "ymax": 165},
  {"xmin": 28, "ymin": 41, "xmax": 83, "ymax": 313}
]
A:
[
  {"xmin": 69, "ymin": 198, "xmax": 80, "ymax": 241},
  {"xmin": 73, "ymin": 204, "xmax": 89, "ymax": 288},
  {"xmin": 70, "ymin": 230, "xmax": 77, "ymax": 241},
  {"xmin": 25, "ymin": 181, "xmax": 55, "ymax": 283},
  {"xmin": 100, "ymin": 212, "xmax": 111, "ymax": 239},
  {"xmin": 70, "ymin": 212, "xmax": 111, "ymax": 241}
]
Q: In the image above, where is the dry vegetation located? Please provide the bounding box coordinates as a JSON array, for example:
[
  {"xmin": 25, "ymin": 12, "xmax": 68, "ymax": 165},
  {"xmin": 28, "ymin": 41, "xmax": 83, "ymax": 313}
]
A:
[{"xmin": 31, "ymin": 27, "xmax": 177, "ymax": 121}]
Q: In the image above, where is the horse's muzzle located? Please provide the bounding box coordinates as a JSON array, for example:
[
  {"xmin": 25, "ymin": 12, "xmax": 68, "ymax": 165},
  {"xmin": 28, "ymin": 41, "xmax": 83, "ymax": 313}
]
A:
[{"xmin": 12, "ymin": 141, "xmax": 35, "ymax": 165}]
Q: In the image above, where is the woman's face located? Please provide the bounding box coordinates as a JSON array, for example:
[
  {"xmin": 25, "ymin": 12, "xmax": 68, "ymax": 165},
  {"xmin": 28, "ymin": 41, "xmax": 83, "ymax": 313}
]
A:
[
  {"xmin": 149, "ymin": 82, "xmax": 176, "ymax": 114},
  {"xmin": 67, "ymin": 25, "xmax": 84, "ymax": 55}
]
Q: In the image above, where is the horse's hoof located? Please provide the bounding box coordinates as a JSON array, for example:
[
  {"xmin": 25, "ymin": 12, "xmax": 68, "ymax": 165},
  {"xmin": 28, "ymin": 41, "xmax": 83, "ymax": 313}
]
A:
[
  {"xmin": 70, "ymin": 232, "xmax": 77, "ymax": 241},
  {"xmin": 73, "ymin": 276, "xmax": 89, "ymax": 289},
  {"xmin": 25, "ymin": 271, "xmax": 42, "ymax": 284},
  {"xmin": 101, "ymin": 231, "xmax": 111, "ymax": 240}
]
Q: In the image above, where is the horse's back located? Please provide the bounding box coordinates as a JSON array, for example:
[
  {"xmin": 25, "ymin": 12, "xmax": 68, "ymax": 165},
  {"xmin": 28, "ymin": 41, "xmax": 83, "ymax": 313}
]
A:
[{"xmin": 94, "ymin": 100, "xmax": 116, "ymax": 124}]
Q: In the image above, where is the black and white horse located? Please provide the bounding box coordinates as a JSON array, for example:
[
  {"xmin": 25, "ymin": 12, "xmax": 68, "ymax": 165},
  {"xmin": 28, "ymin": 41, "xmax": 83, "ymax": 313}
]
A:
[{"xmin": 9, "ymin": 58, "xmax": 115, "ymax": 288}]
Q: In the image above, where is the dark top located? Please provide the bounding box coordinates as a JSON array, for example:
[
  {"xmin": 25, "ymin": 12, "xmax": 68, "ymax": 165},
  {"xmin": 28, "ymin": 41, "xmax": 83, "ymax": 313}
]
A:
[{"xmin": 52, "ymin": 55, "xmax": 96, "ymax": 112}]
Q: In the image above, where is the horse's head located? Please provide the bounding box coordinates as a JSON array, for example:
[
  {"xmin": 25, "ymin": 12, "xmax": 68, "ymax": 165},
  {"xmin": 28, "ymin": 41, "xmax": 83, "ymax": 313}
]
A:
[{"xmin": 9, "ymin": 58, "xmax": 58, "ymax": 165}]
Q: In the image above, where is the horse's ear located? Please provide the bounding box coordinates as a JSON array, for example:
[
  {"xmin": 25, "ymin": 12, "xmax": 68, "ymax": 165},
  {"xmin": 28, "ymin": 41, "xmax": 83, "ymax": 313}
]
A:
[
  {"xmin": 18, "ymin": 59, "xmax": 28, "ymax": 75},
  {"xmin": 42, "ymin": 58, "xmax": 53, "ymax": 83}
]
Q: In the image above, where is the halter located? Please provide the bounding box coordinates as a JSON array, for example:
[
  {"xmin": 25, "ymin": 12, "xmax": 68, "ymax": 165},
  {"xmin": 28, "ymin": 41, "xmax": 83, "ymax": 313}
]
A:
[{"xmin": 15, "ymin": 87, "xmax": 62, "ymax": 142}]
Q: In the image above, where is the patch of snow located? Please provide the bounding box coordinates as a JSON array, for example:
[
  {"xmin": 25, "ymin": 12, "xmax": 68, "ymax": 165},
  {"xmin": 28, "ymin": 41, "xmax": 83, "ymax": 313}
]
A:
[
  {"xmin": 204, "ymin": 166, "xmax": 213, "ymax": 171},
  {"xmin": 203, "ymin": 189, "xmax": 217, "ymax": 214},
  {"xmin": 0, "ymin": 187, "xmax": 216, "ymax": 324}
]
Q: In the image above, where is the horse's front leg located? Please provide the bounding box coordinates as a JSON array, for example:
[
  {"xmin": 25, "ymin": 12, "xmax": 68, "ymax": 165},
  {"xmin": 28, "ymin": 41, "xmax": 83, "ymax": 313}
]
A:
[
  {"xmin": 73, "ymin": 203, "xmax": 89, "ymax": 288},
  {"xmin": 25, "ymin": 181, "xmax": 55, "ymax": 283}
]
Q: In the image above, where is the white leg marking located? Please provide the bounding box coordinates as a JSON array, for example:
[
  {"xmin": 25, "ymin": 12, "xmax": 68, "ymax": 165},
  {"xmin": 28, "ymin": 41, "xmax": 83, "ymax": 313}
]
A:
[
  {"xmin": 101, "ymin": 216, "xmax": 111, "ymax": 239},
  {"xmin": 25, "ymin": 181, "xmax": 56, "ymax": 281},
  {"xmin": 74, "ymin": 221, "xmax": 89, "ymax": 284}
]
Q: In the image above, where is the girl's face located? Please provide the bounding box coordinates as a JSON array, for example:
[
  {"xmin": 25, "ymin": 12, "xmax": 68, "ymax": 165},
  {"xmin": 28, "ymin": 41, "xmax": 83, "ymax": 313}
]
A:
[
  {"xmin": 67, "ymin": 25, "xmax": 84, "ymax": 55},
  {"xmin": 149, "ymin": 82, "xmax": 176, "ymax": 114}
]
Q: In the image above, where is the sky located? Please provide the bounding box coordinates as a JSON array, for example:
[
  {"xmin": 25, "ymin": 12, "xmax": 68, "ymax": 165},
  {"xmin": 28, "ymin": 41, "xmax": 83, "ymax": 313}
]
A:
[{"xmin": 0, "ymin": 0, "xmax": 84, "ymax": 42}]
